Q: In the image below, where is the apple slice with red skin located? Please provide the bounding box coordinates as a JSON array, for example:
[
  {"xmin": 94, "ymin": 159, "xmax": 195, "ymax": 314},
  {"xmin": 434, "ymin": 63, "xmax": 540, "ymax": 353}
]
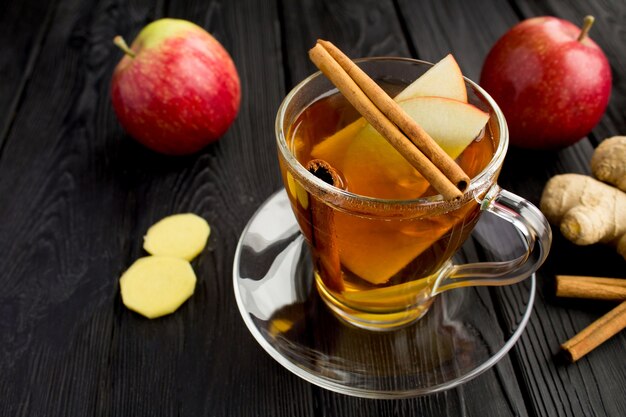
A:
[
  {"xmin": 312, "ymin": 54, "xmax": 468, "ymax": 164},
  {"xmin": 395, "ymin": 54, "xmax": 467, "ymax": 103}
]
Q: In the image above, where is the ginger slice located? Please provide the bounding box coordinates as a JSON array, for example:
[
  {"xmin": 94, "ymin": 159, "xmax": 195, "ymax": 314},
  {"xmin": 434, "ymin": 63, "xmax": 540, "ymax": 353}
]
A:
[
  {"xmin": 120, "ymin": 256, "xmax": 197, "ymax": 319},
  {"xmin": 143, "ymin": 213, "xmax": 210, "ymax": 261}
]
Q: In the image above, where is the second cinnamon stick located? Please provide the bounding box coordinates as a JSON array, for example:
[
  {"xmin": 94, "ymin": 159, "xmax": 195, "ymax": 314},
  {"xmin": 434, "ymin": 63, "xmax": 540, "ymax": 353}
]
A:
[
  {"xmin": 306, "ymin": 159, "xmax": 344, "ymax": 292},
  {"xmin": 561, "ymin": 300, "xmax": 626, "ymax": 362},
  {"xmin": 556, "ymin": 275, "xmax": 626, "ymax": 301}
]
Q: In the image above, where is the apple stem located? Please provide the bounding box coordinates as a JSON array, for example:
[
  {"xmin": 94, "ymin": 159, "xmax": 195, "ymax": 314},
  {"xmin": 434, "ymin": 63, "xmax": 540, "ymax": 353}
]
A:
[
  {"xmin": 113, "ymin": 35, "xmax": 136, "ymax": 58},
  {"xmin": 577, "ymin": 15, "xmax": 595, "ymax": 42}
]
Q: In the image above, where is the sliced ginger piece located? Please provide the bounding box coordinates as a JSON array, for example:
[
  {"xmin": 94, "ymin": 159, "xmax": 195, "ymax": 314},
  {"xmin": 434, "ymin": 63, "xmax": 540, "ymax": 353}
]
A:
[
  {"xmin": 120, "ymin": 256, "xmax": 197, "ymax": 319},
  {"xmin": 143, "ymin": 213, "xmax": 210, "ymax": 261}
]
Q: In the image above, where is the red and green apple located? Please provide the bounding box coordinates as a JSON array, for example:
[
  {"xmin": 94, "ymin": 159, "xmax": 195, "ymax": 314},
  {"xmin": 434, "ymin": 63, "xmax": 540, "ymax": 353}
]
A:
[
  {"xmin": 480, "ymin": 16, "xmax": 611, "ymax": 149},
  {"xmin": 111, "ymin": 18, "xmax": 241, "ymax": 155}
]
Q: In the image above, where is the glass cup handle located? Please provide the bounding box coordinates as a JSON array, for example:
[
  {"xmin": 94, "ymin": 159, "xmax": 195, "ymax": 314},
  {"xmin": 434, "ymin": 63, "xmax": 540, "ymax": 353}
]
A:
[{"xmin": 434, "ymin": 186, "xmax": 552, "ymax": 295}]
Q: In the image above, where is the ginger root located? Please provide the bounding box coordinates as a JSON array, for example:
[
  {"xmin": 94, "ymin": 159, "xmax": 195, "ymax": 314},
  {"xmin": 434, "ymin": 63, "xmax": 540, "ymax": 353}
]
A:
[
  {"xmin": 591, "ymin": 136, "xmax": 626, "ymax": 192},
  {"xmin": 540, "ymin": 174, "xmax": 626, "ymax": 260}
]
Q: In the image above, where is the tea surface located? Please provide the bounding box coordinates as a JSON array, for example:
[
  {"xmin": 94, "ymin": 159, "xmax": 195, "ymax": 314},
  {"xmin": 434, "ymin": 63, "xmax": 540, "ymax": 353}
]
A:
[
  {"xmin": 283, "ymin": 88, "xmax": 497, "ymax": 320},
  {"xmin": 289, "ymin": 89, "xmax": 495, "ymax": 200}
]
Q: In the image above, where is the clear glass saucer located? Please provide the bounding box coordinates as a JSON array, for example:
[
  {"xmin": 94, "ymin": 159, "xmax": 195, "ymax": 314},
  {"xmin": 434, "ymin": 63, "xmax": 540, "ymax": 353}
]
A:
[{"xmin": 233, "ymin": 190, "xmax": 535, "ymax": 399}]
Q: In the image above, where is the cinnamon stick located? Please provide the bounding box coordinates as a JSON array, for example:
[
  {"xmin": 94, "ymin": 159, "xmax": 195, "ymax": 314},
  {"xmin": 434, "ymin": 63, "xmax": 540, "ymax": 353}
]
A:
[
  {"xmin": 561, "ymin": 300, "xmax": 626, "ymax": 362},
  {"xmin": 308, "ymin": 43, "xmax": 463, "ymax": 200},
  {"xmin": 556, "ymin": 275, "xmax": 626, "ymax": 301},
  {"xmin": 317, "ymin": 40, "xmax": 470, "ymax": 192},
  {"xmin": 306, "ymin": 159, "xmax": 344, "ymax": 292}
]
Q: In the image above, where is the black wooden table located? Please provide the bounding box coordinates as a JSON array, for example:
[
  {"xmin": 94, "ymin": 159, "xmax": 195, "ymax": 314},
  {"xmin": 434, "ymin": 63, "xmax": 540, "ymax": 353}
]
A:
[{"xmin": 1, "ymin": 0, "xmax": 625, "ymax": 416}]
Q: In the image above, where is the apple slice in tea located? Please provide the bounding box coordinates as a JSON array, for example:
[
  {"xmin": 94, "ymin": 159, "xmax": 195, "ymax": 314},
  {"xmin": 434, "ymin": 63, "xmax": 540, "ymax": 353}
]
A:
[
  {"xmin": 331, "ymin": 98, "xmax": 489, "ymax": 284},
  {"xmin": 311, "ymin": 54, "xmax": 467, "ymax": 164},
  {"xmin": 342, "ymin": 97, "xmax": 489, "ymax": 199},
  {"xmin": 334, "ymin": 213, "xmax": 451, "ymax": 285},
  {"xmin": 394, "ymin": 54, "xmax": 468, "ymax": 103},
  {"xmin": 302, "ymin": 55, "xmax": 490, "ymax": 285}
]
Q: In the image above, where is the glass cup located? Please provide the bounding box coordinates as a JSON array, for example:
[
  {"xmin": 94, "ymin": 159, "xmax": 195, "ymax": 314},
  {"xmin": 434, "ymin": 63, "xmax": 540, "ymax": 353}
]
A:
[{"xmin": 275, "ymin": 57, "xmax": 551, "ymax": 331}]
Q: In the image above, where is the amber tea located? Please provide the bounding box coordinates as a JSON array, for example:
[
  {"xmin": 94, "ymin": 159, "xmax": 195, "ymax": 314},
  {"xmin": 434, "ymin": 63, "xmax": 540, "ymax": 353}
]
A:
[
  {"xmin": 276, "ymin": 56, "xmax": 550, "ymax": 331},
  {"xmin": 280, "ymin": 82, "xmax": 495, "ymax": 328}
]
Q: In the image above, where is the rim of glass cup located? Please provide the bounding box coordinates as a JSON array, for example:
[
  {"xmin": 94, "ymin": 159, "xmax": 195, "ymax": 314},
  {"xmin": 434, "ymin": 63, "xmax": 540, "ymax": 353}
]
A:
[{"xmin": 275, "ymin": 57, "xmax": 509, "ymax": 211}]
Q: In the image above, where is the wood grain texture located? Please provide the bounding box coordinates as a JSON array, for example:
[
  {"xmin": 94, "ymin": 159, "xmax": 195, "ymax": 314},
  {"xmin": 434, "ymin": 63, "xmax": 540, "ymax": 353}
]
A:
[
  {"xmin": 396, "ymin": 0, "xmax": 520, "ymax": 80},
  {"xmin": 279, "ymin": 0, "xmax": 410, "ymax": 87},
  {"xmin": 501, "ymin": 3, "xmax": 626, "ymax": 416},
  {"xmin": 1, "ymin": 0, "xmax": 625, "ymax": 416},
  {"xmin": 0, "ymin": 0, "xmax": 56, "ymax": 149},
  {"xmin": 0, "ymin": 0, "xmax": 165, "ymax": 415},
  {"xmin": 398, "ymin": 1, "xmax": 626, "ymax": 417}
]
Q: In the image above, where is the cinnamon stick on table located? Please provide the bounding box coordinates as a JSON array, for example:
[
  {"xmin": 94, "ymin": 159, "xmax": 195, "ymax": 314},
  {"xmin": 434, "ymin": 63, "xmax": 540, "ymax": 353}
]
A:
[
  {"xmin": 561, "ymin": 300, "xmax": 626, "ymax": 362},
  {"xmin": 308, "ymin": 41, "xmax": 466, "ymax": 200},
  {"xmin": 556, "ymin": 275, "xmax": 626, "ymax": 301}
]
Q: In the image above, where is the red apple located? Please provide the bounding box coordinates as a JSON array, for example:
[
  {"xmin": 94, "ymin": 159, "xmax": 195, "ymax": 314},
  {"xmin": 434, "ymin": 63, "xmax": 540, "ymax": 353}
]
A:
[
  {"xmin": 480, "ymin": 16, "xmax": 611, "ymax": 149},
  {"xmin": 111, "ymin": 18, "xmax": 240, "ymax": 155}
]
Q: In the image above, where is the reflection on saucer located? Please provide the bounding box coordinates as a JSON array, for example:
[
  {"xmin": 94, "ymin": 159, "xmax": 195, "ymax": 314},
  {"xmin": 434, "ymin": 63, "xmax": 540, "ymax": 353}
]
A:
[
  {"xmin": 239, "ymin": 236, "xmax": 310, "ymax": 320},
  {"xmin": 233, "ymin": 190, "xmax": 535, "ymax": 398}
]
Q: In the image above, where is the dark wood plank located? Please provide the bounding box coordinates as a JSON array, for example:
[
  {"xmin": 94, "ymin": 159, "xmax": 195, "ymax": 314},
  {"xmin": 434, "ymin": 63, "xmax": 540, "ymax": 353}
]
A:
[
  {"xmin": 279, "ymin": 1, "xmax": 528, "ymax": 415},
  {"xmin": 106, "ymin": 1, "xmax": 309, "ymax": 416},
  {"xmin": 279, "ymin": 0, "xmax": 410, "ymax": 86},
  {"xmin": 396, "ymin": 0, "xmax": 520, "ymax": 81},
  {"xmin": 399, "ymin": 1, "xmax": 626, "ymax": 416},
  {"xmin": 499, "ymin": 2, "xmax": 626, "ymax": 416},
  {"xmin": 0, "ymin": 0, "xmax": 166, "ymax": 415},
  {"xmin": 0, "ymin": 0, "xmax": 56, "ymax": 149}
]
